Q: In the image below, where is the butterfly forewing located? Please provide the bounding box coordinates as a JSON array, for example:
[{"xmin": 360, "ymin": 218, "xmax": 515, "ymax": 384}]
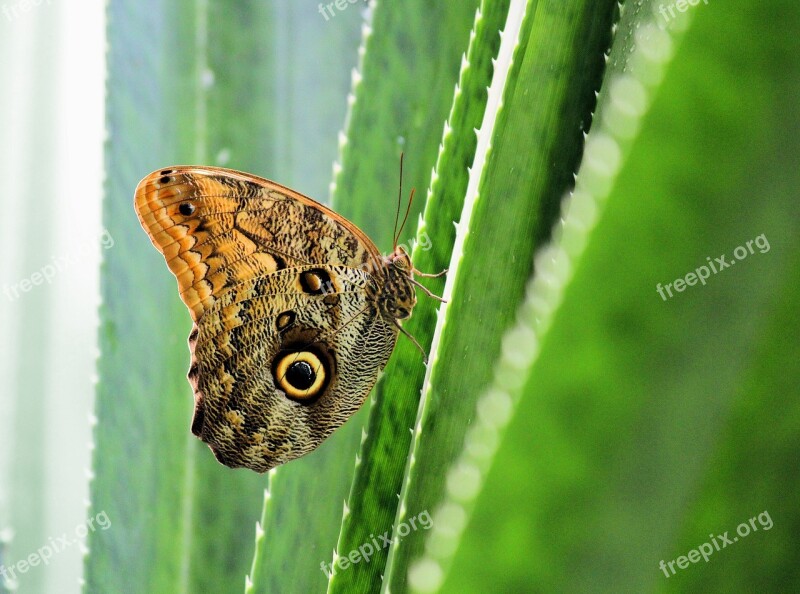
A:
[{"xmin": 134, "ymin": 166, "xmax": 383, "ymax": 321}]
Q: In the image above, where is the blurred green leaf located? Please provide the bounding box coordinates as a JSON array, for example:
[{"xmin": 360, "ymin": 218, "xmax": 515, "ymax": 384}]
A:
[
  {"xmin": 327, "ymin": 1, "xmax": 510, "ymax": 591},
  {"xmin": 248, "ymin": 2, "xmax": 481, "ymax": 592},
  {"xmin": 86, "ymin": 2, "xmax": 285, "ymax": 592},
  {"xmin": 384, "ymin": 1, "xmax": 620, "ymax": 591},
  {"xmin": 443, "ymin": 0, "xmax": 800, "ymax": 592}
]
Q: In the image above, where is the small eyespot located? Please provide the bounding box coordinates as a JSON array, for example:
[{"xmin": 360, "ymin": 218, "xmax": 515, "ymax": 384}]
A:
[
  {"xmin": 299, "ymin": 268, "xmax": 332, "ymax": 295},
  {"xmin": 160, "ymin": 169, "xmax": 174, "ymax": 176},
  {"xmin": 159, "ymin": 175, "xmax": 172, "ymax": 185},
  {"xmin": 179, "ymin": 202, "xmax": 196, "ymax": 216},
  {"xmin": 273, "ymin": 351, "xmax": 326, "ymax": 402},
  {"xmin": 275, "ymin": 310, "xmax": 296, "ymax": 332}
]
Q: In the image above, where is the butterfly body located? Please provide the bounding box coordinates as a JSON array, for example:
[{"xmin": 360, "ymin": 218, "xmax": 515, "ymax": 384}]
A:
[{"xmin": 134, "ymin": 166, "xmax": 417, "ymax": 472}]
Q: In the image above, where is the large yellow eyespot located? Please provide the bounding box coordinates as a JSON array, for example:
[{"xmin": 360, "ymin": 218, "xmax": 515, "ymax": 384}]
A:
[{"xmin": 273, "ymin": 351, "xmax": 326, "ymax": 402}]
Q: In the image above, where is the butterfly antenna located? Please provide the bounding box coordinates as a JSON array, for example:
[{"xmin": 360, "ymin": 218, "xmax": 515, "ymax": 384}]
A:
[
  {"xmin": 393, "ymin": 152, "xmax": 405, "ymax": 251},
  {"xmin": 394, "ymin": 187, "xmax": 415, "ymax": 249}
]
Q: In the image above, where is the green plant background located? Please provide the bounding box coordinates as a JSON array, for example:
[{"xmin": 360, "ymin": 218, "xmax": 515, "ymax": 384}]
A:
[{"xmin": 1, "ymin": 0, "xmax": 798, "ymax": 593}]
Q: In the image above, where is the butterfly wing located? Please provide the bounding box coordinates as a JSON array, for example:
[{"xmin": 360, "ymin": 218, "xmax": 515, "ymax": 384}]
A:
[
  {"xmin": 190, "ymin": 264, "xmax": 396, "ymax": 471},
  {"xmin": 134, "ymin": 165, "xmax": 382, "ymax": 321},
  {"xmin": 134, "ymin": 166, "xmax": 398, "ymax": 471}
]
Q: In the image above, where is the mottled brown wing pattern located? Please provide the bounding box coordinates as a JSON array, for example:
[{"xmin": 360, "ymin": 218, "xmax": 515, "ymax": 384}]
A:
[
  {"xmin": 134, "ymin": 166, "xmax": 403, "ymax": 472},
  {"xmin": 134, "ymin": 166, "xmax": 382, "ymax": 321},
  {"xmin": 190, "ymin": 266, "xmax": 396, "ymax": 471}
]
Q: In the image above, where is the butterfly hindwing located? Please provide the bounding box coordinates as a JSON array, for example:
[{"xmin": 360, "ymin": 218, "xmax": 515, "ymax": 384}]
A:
[{"xmin": 186, "ymin": 265, "xmax": 397, "ymax": 471}]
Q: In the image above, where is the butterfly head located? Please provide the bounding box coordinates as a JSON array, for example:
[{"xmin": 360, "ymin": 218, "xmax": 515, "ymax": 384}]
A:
[{"xmin": 387, "ymin": 244, "xmax": 412, "ymax": 271}]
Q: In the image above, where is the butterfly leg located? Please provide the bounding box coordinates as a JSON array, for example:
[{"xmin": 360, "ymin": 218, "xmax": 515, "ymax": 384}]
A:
[
  {"xmin": 412, "ymin": 267, "xmax": 448, "ymax": 278},
  {"xmin": 392, "ymin": 318, "xmax": 429, "ymax": 364},
  {"xmin": 410, "ymin": 277, "xmax": 447, "ymax": 303}
]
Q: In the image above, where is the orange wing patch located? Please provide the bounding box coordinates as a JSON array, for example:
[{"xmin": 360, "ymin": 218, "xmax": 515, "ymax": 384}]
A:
[{"xmin": 135, "ymin": 169, "xmax": 286, "ymax": 320}]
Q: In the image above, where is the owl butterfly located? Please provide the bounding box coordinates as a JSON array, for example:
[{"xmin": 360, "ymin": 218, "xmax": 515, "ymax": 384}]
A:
[{"xmin": 134, "ymin": 164, "xmax": 440, "ymax": 472}]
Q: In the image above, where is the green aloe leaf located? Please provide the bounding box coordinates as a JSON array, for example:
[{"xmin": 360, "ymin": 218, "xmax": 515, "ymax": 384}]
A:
[
  {"xmin": 247, "ymin": 2, "xmax": 481, "ymax": 592},
  {"xmin": 86, "ymin": 4, "xmax": 201, "ymax": 590},
  {"xmin": 85, "ymin": 2, "xmax": 358, "ymax": 592},
  {"xmin": 382, "ymin": 0, "xmax": 621, "ymax": 591},
  {"xmin": 326, "ymin": 1, "xmax": 511, "ymax": 591},
  {"xmin": 436, "ymin": 0, "xmax": 800, "ymax": 592}
]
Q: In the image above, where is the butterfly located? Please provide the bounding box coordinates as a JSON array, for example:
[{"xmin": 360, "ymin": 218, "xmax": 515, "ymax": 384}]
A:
[{"xmin": 134, "ymin": 164, "xmax": 442, "ymax": 472}]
